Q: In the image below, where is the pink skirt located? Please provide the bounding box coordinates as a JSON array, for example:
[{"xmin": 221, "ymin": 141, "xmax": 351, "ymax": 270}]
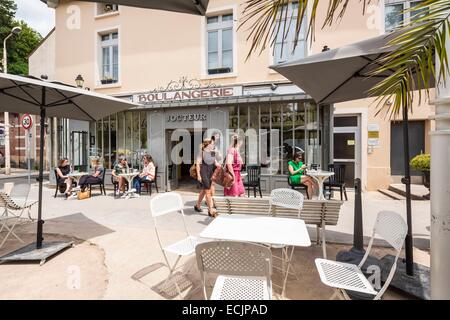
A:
[{"xmin": 224, "ymin": 170, "xmax": 245, "ymax": 197}]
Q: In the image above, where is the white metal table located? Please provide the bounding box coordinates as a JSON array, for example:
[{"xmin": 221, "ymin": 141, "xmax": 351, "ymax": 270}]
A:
[
  {"xmin": 66, "ymin": 172, "xmax": 87, "ymax": 197},
  {"xmin": 118, "ymin": 172, "xmax": 140, "ymax": 199},
  {"xmin": 199, "ymin": 214, "xmax": 311, "ymax": 297},
  {"xmin": 306, "ymin": 170, "xmax": 335, "ymax": 200},
  {"xmin": 67, "ymin": 171, "xmax": 87, "ymax": 182}
]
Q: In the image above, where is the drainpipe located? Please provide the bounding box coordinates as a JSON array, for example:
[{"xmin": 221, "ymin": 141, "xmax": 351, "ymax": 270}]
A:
[{"xmin": 430, "ymin": 20, "xmax": 450, "ymax": 299}]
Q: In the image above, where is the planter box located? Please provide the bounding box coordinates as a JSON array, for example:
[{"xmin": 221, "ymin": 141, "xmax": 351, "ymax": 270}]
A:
[{"xmin": 101, "ymin": 79, "xmax": 115, "ymax": 85}]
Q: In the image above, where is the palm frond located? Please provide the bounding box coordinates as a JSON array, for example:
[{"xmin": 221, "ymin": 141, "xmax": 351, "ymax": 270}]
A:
[
  {"xmin": 239, "ymin": 0, "xmax": 371, "ymax": 60},
  {"xmin": 368, "ymin": 0, "xmax": 450, "ymax": 117}
]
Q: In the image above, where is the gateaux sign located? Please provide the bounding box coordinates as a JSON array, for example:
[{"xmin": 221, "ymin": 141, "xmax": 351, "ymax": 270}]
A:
[{"xmin": 133, "ymin": 86, "xmax": 241, "ymax": 104}]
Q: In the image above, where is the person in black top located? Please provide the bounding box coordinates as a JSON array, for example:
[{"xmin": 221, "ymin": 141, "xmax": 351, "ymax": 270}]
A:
[{"xmin": 56, "ymin": 158, "xmax": 74, "ymax": 197}]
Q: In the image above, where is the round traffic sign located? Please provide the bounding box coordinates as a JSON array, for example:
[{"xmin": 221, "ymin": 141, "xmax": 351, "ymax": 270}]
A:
[{"xmin": 21, "ymin": 114, "xmax": 33, "ymax": 130}]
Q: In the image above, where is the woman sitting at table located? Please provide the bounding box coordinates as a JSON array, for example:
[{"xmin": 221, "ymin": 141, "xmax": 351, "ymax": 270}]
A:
[
  {"xmin": 112, "ymin": 155, "xmax": 129, "ymax": 195},
  {"xmin": 56, "ymin": 158, "xmax": 74, "ymax": 198},
  {"xmin": 132, "ymin": 155, "xmax": 156, "ymax": 194},
  {"xmin": 78, "ymin": 157, "xmax": 104, "ymax": 192},
  {"xmin": 288, "ymin": 153, "xmax": 315, "ymax": 199}
]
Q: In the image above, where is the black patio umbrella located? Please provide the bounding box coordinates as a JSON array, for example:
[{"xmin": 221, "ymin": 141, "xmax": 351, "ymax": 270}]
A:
[
  {"xmin": 65, "ymin": 0, "xmax": 209, "ymax": 15},
  {"xmin": 0, "ymin": 73, "xmax": 139, "ymax": 264},
  {"xmin": 271, "ymin": 31, "xmax": 434, "ymax": 277}
]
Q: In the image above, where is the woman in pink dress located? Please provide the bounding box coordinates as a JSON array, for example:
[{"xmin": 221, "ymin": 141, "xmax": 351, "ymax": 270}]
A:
[{"xmin": 224, "ymin": 134, "xmax": 245, "ymax": 197}]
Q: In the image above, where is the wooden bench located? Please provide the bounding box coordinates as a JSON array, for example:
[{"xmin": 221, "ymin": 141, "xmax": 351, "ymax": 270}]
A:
[{"xmin": 213, "ymin": 196, "xmax": 343, "ymax": 258}]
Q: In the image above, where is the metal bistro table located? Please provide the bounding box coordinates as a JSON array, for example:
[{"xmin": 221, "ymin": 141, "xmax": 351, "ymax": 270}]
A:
[
  {"xmin": 118, "ymin": 171, "xmax": 140, "ymax": 199},
  {"xmin": 306, "ymin": 170, "xmax": 335, "ymax": 200},
  {"xmin": 200, "ymin": 214, "xmax": 311, "ymax": 297}
]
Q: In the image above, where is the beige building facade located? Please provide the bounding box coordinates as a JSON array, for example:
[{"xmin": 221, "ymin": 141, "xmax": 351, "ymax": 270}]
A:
[{"xmin": 33, "ymin": 0, "xmax": 434, "ymax": 192}]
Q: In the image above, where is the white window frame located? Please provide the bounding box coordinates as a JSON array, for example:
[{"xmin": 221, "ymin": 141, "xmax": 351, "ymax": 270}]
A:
[
  {"xmin": 384, "ymin": 0, "xmax": 426, "ymax": 32},
  {"xmin": 95, "ymin": 27, "xmax": 121, "ymax": 89},
  {"xmin": 201, "ymin": 5, "xmax": 238, "ymax": 79},
  {"xmin": 95, "ymin": 3, "xmax": 120, "ymax": 18},
  {"xmin": 272, "ymin": 1, "xmax": 308, "ymax": 65}
]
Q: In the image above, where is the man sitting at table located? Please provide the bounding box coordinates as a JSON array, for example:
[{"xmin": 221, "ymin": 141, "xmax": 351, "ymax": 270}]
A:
[
  {"xmin": 112, "ymin": 154, "xmax": 129, "ymax": 195},
  {"xmin": 288, "ymin": 153, "xmax": 315, "ymax": 199}
]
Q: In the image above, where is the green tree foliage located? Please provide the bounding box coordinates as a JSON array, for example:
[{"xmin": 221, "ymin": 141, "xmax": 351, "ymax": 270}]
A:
[{"xmin": 0, "ymin": 0, "xmax": 42, "ymax": 75}]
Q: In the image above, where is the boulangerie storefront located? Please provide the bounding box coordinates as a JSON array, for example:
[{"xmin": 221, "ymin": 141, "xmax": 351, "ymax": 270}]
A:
[{"xmin": 89, "ymin": 78, "xmax": 332, "ymax": 193}]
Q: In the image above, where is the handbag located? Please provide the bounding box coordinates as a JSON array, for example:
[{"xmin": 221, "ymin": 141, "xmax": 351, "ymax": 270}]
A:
[
  {"xmin": 77, "ymin": 190, "xmax": 91, "ymax": 200},
  {"xmin": 222, "ymin": 166, "xmax": 234, "ymax": 189},
  {"xmin": 189, "ymin": 163, "xmax": 198, "ymax": 180},
  {"xmin": 214, "ymin": 153, "xmax": 234, "ymax": 188}
]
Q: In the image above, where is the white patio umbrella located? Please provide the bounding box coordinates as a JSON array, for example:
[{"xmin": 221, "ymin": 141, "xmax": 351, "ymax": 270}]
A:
[
  {"xmin": 69, "ymin": 0, "xmax": 209, "ymax": 15},
  {"xmin": 271, "ymin": 31, "xmax": 434, "ymax": 278},
  {"xmin": 0, "ymin": 73, "xmax": 139, "ymax": 264}
]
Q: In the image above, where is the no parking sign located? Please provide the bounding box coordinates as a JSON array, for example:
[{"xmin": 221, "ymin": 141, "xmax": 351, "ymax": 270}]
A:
[{"xmin": 21, "ymin": 113, "xmax": 33, "ymax": 130}]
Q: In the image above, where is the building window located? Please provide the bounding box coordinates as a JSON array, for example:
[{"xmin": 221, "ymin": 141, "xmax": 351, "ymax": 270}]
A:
[
  {"xmin": 385, "ymin": 0, "xmax": 426, "ymax": 32},
  {"xmin": 97, "ymin": 3, "xmax": 119, "ymax": 15},
  {"xmin": 206, "ymin": 13, "xmax": 234, "ymax": 75},
  {"xmin": 99, "ymin": 32, "xmax": 119, "ymax": 85},
  {"xmin": 228, "ymin": 101, "xmax": 320, "ymax": 175},
  {"xmin": 274, "ymin": 1, "xmax": 307, "ymax": 64}
]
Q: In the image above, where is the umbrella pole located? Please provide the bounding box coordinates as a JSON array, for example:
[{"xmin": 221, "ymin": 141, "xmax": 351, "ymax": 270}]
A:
[
  {"xmin": 402, "ymin": 104, "xmax": 414, "ymax": 276},
  {"xmin": 36, "ymin": 96, "xmax": 46, "ymax": 249}
]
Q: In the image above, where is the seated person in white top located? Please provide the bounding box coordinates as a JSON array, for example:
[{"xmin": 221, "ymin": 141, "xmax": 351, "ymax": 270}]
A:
[{"xmin": 132, "ymin": 155, "xmax": 156, "ymax": 194}]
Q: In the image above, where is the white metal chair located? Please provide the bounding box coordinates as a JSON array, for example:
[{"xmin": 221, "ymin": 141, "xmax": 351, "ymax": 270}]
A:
[
  {"xmin": 8, "ymin": 183, "xmax": 37, "ymax": 220},
  {"xmin": 196, "ymin": 240, "xmax": 273, "ymax": 300},
  {"xmin": 315, "ymin": 211, "xmax": 408, "ymax": 300},
  {"xmin": 268, "ymin": 188, "xmax": 304, "ymax": 294},
  {"xmin": 150, "ymin": 192, "xmax": 200, "ymax": 298},
  {"xmin": 0, "ymin": 192, "xmax": 35, "ymax": 248}
]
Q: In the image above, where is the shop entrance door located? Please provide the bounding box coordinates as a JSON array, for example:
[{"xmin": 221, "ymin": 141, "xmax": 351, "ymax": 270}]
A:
[
  {"xmin": 166, "ymin": 129, "xmax": 204, "ymax": 190},
  {"xmin": 333, "ymin": 116, "xmax": 361, "ymax": 188}
]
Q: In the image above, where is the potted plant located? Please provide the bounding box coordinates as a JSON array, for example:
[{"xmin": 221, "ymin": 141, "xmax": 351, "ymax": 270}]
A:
[
  {"xmin": 101, "ymin": 76, "xmax": 114, "ymax": 85},
  {"xmin": 410, "ymin": 153, "xmax": 430, "ymax": 199}
]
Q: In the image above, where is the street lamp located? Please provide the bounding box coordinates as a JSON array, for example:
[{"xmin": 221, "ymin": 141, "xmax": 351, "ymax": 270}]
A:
[
  {"xmin": 75, "ymin": 74, "xmax": 84, "ymax": 88},
  {"xmin": 2, "ymin": 26, "xmax": 22, "ymax": 175}
]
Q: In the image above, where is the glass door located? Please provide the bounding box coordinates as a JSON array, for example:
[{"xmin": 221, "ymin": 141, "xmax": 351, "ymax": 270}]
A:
[{"xmin": 333, "ymin": 116, "xmax": 360, "ymax": 188}]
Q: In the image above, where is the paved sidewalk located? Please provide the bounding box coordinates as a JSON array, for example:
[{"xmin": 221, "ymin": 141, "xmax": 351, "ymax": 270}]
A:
[{"xmin": 0, "ymin": 184, "xmax": 430, "ymax": 299}]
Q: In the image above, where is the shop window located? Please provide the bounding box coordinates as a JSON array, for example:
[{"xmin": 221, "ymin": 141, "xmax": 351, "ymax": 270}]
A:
[{"xmin": 206, "ymin": 13, "xmax": 234, "ymax": 75}]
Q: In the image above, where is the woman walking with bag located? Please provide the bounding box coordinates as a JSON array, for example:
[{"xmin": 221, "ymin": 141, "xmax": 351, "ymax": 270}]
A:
[
  {"xmin": 194, "ymin": 139, "xmax": 219, "ymax": 217},
  {"xmin": 224, "ymin": 134, "xmax": 245, "ymax": 197}
]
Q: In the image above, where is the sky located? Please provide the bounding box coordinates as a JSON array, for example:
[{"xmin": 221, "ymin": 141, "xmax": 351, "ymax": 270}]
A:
[{"xmin": 14, "ymin": 0, "xmax": 55, "ymax": 37}]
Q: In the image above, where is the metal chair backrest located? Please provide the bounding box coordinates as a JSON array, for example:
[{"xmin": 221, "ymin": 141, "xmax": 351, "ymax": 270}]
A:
[
  {"xmin": 196, "ymin": 240, "xmax": 272, "ymax": 279},
  {"xmin": 153, "ymin": 166, "xmax": 158, "ymax": 183},
  {"xmin": 150, "ymin": 193, "xmax": 190, "ymax": 249},
  {"xmin": 10, "ymin": 183, "xmax": 30, "ymax": 199},
  {"xmin": 269, "ymin": 188, "xmax": 304, "ymax": 216},
  {"xmin": 246, "ymin": 165, "xmax": 260, "ymax": 183},
  {"xmin": 98, "ymin": 166, "xmax": 106, "ymax": 182},
  {"xmin": 373, "ymin": 211, "xmax": 408, "ymax": 252},
  {"xmin": 359, "ymin": 210, "xmax": 407, "ymax": 300},
  {"xmin": 150, "ymin": 192, "xmax": 184, "ymax": 217},
  {"xmin": 0, "ymin": 192, "xmax": 23, "ymax": 210},
  {"xmin": 328, "ymin": 164, "xmax": 345, "ymax": 184}
]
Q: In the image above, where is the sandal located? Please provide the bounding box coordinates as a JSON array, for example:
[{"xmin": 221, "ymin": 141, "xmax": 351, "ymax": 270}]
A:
[
  {"xmin": 194, "ymin": 205, "xmax": 203, "ymax": 213},
  {"xmin": 208, "ymin": 209, "xmax": 218, "ymax": 218}
]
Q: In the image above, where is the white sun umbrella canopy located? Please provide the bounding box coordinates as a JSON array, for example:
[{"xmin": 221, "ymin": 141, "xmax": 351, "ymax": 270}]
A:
[
  {"xmin": 270, "ymin": 31, "xmax": 414, "ymax": 104},
  {"xmin": 0, "ymin": 72, "xmax": 139, "ymax": 264},
  {"xmin": 0, "ymin": 73, "xmax": 138, "ymax": 121},
  {"xmin": 74, "ymin": 0, "xmax": 209, "ymax": 15}
]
